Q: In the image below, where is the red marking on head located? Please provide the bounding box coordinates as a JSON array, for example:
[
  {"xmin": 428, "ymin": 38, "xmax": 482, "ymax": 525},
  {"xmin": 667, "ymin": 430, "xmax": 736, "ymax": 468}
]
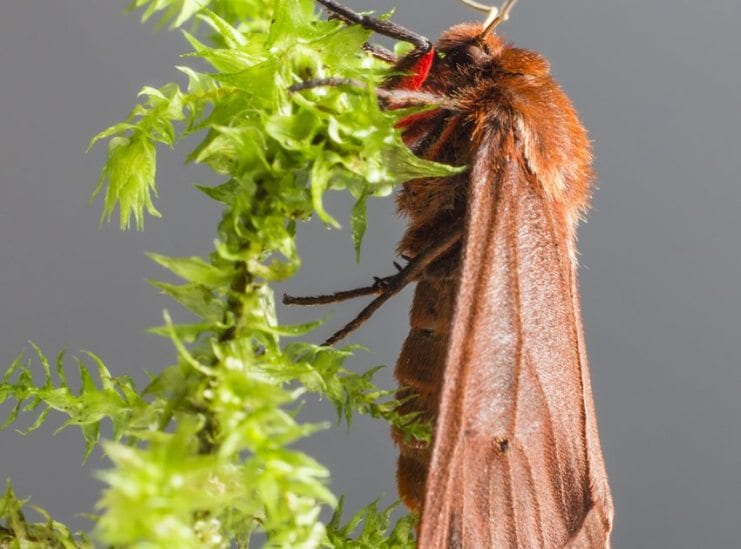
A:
[{"xmin": 398, "ymin": 49, "xmax": 435, "ymax": 91}]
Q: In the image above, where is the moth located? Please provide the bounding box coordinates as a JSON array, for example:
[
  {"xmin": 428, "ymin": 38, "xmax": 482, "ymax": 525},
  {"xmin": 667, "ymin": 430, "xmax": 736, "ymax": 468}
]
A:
[{"xmin": 286, "ymin": 0, "xmax": 614, "ymax": 546}]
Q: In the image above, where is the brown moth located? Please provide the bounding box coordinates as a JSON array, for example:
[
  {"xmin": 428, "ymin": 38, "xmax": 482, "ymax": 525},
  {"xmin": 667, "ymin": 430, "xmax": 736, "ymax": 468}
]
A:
[{"xmin": 285, "ymin": 0, "xmax": 614, "ymax": 546}]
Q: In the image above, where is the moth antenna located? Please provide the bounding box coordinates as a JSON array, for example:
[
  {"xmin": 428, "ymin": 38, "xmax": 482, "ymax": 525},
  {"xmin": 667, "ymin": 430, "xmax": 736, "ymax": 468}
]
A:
[
  {"xmin": 481, "ymin": 0, "xmax": 518, "ymax": 35},
  {"xmin": 459, "ymin": 0, "xmax": 519, "ymax": 36},
  {"xmin": 460, "ymin": 0, "xmax": 498, "ymax": 22}
]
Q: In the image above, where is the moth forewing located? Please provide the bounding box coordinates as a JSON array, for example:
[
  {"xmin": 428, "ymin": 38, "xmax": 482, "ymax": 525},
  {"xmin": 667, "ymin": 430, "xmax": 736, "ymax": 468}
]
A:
[{"xmin": 390, "ymin": 23, "xmax": 613, "ymax": 549}]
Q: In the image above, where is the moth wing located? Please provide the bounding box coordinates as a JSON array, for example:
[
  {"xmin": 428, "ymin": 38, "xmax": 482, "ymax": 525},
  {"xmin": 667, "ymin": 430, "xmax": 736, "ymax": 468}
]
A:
[{"xmin": 418, "ymin": 130, "xmax": 613, "ymax": 548}]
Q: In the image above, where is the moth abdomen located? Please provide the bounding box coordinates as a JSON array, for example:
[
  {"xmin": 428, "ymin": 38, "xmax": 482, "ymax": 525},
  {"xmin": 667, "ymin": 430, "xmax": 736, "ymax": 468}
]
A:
[{"xmin": 394, "ymin": 262, "xmax": 458, "ymax": 512}]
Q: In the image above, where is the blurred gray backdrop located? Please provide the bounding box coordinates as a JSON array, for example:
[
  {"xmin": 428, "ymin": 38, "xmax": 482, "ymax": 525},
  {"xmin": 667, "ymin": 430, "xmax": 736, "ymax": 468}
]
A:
[{"xmin": 2, "ymin": 1, "xmax": 740, "ymax": 547}]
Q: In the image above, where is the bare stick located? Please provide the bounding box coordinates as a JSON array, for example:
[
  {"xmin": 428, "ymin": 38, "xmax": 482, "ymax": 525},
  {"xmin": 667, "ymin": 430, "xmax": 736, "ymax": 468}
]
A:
[{"xmin": 322, "ymin": 229, "xmax": 463, "ymax": 346}]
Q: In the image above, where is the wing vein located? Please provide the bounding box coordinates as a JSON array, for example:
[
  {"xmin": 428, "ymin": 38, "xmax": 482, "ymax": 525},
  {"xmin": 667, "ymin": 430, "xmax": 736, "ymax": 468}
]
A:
[
  {"xmin": 516, "ymin": 444, "xmax": 546, "ymax": 547},
  {"xmin": 524, "ymin": 351, "xmax": 569, "ymax": 528},
  {"xmin": 541, "ymin": 204, "xmax": 591, "ymax": 476},
  {"xmin": 508, "ymin": 165, "xmax": 525, "ymax": 438},
  {"xmin": 506, "ymin": 455, "xmax": 519, "ymax": 549}
]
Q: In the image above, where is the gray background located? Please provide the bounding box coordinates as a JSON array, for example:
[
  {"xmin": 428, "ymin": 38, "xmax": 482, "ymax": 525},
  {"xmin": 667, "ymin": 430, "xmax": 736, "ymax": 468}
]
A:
[{"xmin": 1, "ymin": 1, "xmax": 739, "ymax": 547}]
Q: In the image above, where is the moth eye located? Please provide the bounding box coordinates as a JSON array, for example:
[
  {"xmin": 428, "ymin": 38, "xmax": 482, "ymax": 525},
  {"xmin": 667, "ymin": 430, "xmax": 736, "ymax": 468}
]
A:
[
  {"xmin": 445, "ymin": 47, "xmax": 470, "ymax": 66},
  {"xmin": 445, "ymin": 44, "xmax": 486, "ymax": 67}
]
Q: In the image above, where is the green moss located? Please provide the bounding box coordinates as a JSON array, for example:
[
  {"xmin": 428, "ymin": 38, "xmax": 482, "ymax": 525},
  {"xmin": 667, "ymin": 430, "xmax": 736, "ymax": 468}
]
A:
[{"xmin": 1, "ymin": 1, "xmax": 460, "ymax": 546}]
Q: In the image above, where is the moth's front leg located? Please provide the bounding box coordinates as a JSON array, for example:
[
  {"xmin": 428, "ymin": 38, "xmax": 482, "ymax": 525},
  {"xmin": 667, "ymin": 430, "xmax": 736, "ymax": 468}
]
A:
[
  {"xmin": 314, "ymin": 0, "xmax": 432, "ymax": 53},
  {"xmin": 289, "ymin": 79, "xmax": 448, "ymax": 111}
]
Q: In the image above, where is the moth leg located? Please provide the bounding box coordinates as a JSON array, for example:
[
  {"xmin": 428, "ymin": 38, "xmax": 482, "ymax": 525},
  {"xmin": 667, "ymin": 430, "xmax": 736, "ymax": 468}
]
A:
[
  {"xmin": 283, "ymin": 262, "xmax": 403, "ymax": 307},
  {"xmin": 371, "ymin": 257, "xmax": 409, "ymax": 287},
  {"xmin": 321, "ymin": 228, "xmax": 463, "ymax": 346},
  {"xmin": 289, "ymin": 78, "xmax": 447, "ymax": 109},
  {"xmin": 283, "ymin": 283, "xmax": 381, "ymax": 306},
  {"xmin": 362, "ymin": 43, "xmax": 397, "ymax": 63},
  {"xmin": 314, "ymin": 0, "xmax": 432, "ymax": 52}
]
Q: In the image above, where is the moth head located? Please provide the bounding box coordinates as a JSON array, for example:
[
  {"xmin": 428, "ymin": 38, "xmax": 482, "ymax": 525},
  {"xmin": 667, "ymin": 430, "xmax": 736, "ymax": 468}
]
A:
[
  {"xmin": 437, "ymin": 0, "xmax": 519, "ymax": 68},
  {"xmin": 435, "ymin": 23, "xmax": 505, "ymax": 68}
]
